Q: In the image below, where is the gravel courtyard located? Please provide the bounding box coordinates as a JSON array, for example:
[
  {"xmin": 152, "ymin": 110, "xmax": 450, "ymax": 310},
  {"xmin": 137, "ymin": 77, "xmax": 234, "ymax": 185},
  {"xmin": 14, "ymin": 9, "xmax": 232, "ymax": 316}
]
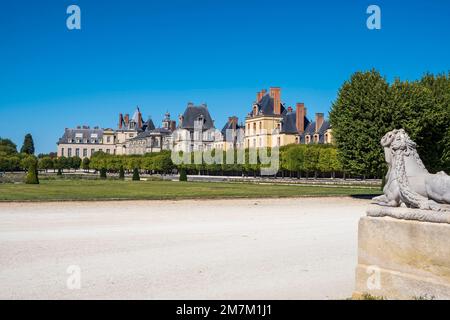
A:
[{"xmin": 0, "ymin": 197, "xmax": 369, "ymax": 299}]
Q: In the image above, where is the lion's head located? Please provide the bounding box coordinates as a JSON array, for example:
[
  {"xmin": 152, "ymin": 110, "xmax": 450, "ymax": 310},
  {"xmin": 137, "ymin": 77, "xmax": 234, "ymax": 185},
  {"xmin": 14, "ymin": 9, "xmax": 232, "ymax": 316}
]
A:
[{"xmin": 382, "ymin": 129, "xmax": 417, "ymax": 152}]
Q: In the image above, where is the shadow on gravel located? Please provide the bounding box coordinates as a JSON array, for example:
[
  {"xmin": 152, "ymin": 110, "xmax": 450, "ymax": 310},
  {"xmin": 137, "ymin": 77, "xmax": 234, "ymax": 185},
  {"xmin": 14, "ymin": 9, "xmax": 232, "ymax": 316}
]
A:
[{"xmin": 350, "ymin": 194, "xmax": 380, "ymax": 200}]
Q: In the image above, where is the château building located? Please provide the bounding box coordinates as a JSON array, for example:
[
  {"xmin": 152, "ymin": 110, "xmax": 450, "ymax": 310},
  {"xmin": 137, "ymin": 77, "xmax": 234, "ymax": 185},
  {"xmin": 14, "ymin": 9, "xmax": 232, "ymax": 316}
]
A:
[
  {"xmin": 245, "ymin": 87, "xmax": 332, "ymax": 148},
  {"xmin": 173, "ymin": 103, "xmax": 215, "ymax": 152}
]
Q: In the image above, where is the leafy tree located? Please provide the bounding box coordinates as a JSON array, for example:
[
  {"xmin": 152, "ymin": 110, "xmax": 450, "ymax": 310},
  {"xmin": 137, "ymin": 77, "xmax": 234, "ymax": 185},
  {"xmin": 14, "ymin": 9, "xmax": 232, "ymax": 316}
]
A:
[
  {"xmin": 20, "ymin": 134, "xmax": 35, "ymax": 155},
  {"xmin": 99, "ymin": 168, "xmax": 107, "ymax": 179},
  {"xmin": 330, "ymin": 70, "xmax": 392, "ymax": 177},
  {"xmin": 331, "ymin": 70, "xmax": 450, "ymax": 177},
  {"xmin": 38, "ymin": 157, "xmax": 54, "ymax": 172},
  {"xmin": 71, "ymin": 156, "xmax": 82, "ymax": 171},
  {"xmin": 0, "ymin": 138, "xmax": 18, "ymax": 155},
  {"xmin": 304, "ymin": 145, "xmax": 320, "ymax": 178},
  {"xmin": 82, "ymin": 157, "xmax": 90, "ymax": 171},
  {"xmin": 132, "ymin": 168, "xmax": 140, "ymax": 181}
]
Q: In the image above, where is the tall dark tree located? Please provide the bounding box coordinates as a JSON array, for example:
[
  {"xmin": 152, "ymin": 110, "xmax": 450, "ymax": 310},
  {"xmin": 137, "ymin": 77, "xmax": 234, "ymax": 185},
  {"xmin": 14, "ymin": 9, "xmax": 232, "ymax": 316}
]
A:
[
  {"xmin": 20, "ymin": 134, "xmax": 35, "ymax": 155},
  {"xmin": 330, "ymin": 70, "xmax": 392, "ymax": 177},
  {"xmin": 132, "ymin": 168, "xmax": 140, "ymax": 181},
  {"xmin": 23, "ymin": 155, "xmax": 39, "ymax": 184},
  {"xmin": 331, "ymin": 70, "xmax": 450, "ymax": 177}
]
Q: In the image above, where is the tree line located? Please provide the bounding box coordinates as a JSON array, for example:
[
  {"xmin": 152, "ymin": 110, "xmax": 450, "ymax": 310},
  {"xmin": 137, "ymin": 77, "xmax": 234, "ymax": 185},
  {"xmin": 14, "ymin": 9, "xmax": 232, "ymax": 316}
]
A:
[{"xmin": 1, "ymin": 137, "xmax": 344, "ymax": 179}]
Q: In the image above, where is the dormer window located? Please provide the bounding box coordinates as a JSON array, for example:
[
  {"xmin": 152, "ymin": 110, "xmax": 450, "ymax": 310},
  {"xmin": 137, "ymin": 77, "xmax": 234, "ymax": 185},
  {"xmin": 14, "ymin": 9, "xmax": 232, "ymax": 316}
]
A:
[{"xmin": 253, "ymin": 105, "xmax": 258, "ymax": 116}]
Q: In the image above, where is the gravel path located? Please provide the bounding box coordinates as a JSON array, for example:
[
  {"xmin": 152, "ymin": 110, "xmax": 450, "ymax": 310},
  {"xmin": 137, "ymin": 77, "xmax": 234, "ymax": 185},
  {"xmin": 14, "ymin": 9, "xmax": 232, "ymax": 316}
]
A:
[{"xmin": 0, "ymin": 197, "xmax": 369, "ymax": 299}]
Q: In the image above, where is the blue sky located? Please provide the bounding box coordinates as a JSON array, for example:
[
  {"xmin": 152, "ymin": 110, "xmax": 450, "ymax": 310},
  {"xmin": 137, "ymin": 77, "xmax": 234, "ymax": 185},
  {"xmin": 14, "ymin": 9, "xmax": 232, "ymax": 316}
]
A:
[{"xmin": 0, "ymin": 0, "xmax": 449, "ymax": 154}]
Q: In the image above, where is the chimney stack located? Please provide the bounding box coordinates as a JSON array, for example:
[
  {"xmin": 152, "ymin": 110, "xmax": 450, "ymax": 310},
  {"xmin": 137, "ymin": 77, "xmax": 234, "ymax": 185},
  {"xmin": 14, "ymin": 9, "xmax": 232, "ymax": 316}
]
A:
[
  {"xmin": 124, "ymin": 114, "xmax": 130, "ymax": 127},
  {"xmin": 287, "ymin": 106, "xmax": 293, "ymax": 112},
  {"xmin": 296, "ymin": 103, "xmax": 306, "ymax": 133},
  {"xmin": 138, "ymin": 111, "xmax": 143, "ymax": 129},
  {"xmin": 170, "ymin": 120, "xmax": 176, "ymax": 132},
  {"xmin": 315, "ymin": 113, "xmax": 324, "ymax": 133},
  {"xmin": 256, "ymin": 89, "xmax": 267, "ymax": 102},
  {"xmin": 118, "ymin": 113, "xmax": 123, "ymax": 129},
  {"xmin": 270, "ymin": 87, "xmax": 281, "ymax": 115},
  {"xmin": 228, "ymin": 116, "xmax": 238, "ymax": 129}
]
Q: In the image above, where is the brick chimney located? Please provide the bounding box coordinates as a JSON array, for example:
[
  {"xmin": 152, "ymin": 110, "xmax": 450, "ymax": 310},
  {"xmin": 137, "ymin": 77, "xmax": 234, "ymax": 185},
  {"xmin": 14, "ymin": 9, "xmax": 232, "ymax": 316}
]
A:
[
  {"xmin": 296, "ymin": 103, "xmax": 306, "ymax": 133},
  {"xmin": 228, "ymin": 116, "xmax": 238, "ymax": 130},
  {"xmin": 256, "ymin": 89, "xmax": 267, "ymax": 102},
  {"xmin": 118, "ymin": 113, "xmax": 123, "ymax": 129},
  {"xmin": 138, "ymin": 111, "xmax": 143, "ymax": 129},
  {"xmin": 124, "ymin": 114, "xmax": 130, "ymax": 127},
  {"xmin": 270, "ymin": 87, "xmax": 281, "ymax": 115},
  {"xmin": 170, "ymin": 120, "xmax": 176, "ymax": 132},
  {"xmin": 315, "ymin": 113, "xmax": 324, "ymax": 133}
]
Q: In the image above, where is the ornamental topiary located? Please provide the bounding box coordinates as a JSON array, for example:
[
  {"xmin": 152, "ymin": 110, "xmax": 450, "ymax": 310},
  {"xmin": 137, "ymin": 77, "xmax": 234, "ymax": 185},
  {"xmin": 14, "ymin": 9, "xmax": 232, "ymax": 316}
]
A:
[
  {"xmin": 179, "ymin": 168, "xmax": 187, "ymax": 181},
  {"xmin": 132, "ymin": 168, "xmax": 140, "ymax": 181}
]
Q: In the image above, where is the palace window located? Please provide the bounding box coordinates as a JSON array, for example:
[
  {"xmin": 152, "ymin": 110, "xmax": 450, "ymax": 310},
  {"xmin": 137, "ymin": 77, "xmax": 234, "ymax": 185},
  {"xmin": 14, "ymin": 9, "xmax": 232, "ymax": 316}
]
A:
[
  {"xmin": 75, "ymin": 148, "xmax": 80, "ymax": 157},
  {"xmin": 83, "ymin": 149, "xmax": 87, "ymax": 157},
  {"xmin": 61, "ymin": 148, "xmax": 65, "ymax": 156},
  {"xmin": 68, "ymin": 148, "xmax": 72, "ymax": 157}
]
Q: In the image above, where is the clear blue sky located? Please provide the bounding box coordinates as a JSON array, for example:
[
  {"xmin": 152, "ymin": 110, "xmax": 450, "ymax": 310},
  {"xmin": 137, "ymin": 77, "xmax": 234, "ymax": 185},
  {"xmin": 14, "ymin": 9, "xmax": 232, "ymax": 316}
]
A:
[{"xmin": 1, "ymin": 0, "xmax": 449, "ymax": 154}]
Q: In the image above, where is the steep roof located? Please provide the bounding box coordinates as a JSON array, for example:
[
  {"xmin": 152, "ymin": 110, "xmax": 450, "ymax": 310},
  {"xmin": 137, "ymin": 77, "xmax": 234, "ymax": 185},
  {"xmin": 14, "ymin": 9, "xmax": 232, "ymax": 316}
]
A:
[
  {"xmin": 279, "ymin": 111, "xmax": 310, "ymax": 134},
  {"xmin": 57, "ymin": 127, "xmax": 103, "ymax": 144},
  {"xmin": 179, "ymin": 103, "xmax": 214, "ymax": 130},
  {"xmin": 250, "ymin": 93, "xmax": 286, "ymax": 116},
  {"xmin": 142, "ymin": 118, "xmax": 155, "ymax": 132},
  {"xmin": 300, "ymin": 120, "xmax": 331, "ymax": 143},
  {"xmin": 221, "ymin": 119, "xmax": 243, "ymax": 136}
]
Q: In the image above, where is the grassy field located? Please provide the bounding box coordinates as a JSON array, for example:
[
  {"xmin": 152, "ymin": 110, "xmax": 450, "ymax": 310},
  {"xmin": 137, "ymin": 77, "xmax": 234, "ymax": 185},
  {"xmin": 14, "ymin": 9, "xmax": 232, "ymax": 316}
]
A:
[{"xmin": 0, "ymin": 179, "xmax": 381, "ymax": 202}]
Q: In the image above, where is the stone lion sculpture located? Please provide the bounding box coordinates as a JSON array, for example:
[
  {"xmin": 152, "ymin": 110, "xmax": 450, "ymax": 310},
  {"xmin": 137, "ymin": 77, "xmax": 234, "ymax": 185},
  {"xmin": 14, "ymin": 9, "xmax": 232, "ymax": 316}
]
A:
[{"xmin": 372, "ymin": 129, "xmax": 450, "ymax": 211}]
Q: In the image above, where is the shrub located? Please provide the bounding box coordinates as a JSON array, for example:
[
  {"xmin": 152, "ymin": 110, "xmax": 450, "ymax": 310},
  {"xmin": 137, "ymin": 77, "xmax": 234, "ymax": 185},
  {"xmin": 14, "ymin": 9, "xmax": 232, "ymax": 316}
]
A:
[
  {"xmin": 132, "ymin": 168, "xmax": 140, "ymax": 181},
  {"xmin": 100, "ymin": 168, "xmax": 107, "ymax": 179},
  {"xmin": 179, "ymin": 168, "xmax": 188, "ymax": 181},
  {"xmin": 119, "ymin": 166, "xmax": 125, "ymax": 180},
  {"xmin": 25, "ymin": 157, "xmax": 39, "ymax": 184}
]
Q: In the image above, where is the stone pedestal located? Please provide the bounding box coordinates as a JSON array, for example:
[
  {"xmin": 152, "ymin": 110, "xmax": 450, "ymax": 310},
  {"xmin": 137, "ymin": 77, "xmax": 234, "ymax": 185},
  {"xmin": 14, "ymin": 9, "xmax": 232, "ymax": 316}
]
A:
[{"xmin": 354, "ymin": 207, "xmax": 450, "ymax": 300}]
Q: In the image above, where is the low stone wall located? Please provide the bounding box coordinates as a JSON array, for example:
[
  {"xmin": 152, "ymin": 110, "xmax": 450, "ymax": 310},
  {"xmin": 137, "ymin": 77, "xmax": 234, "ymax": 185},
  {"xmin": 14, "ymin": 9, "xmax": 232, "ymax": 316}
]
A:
[{"xmin": 354, "ymin": 213, "xmax": 450, "ymax": 300}]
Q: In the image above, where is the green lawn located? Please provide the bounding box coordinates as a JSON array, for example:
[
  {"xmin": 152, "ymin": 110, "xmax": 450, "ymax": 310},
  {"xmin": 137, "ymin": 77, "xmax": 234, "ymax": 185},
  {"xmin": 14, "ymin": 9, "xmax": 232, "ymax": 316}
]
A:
[{"xmin": 0, "ymin": 179, "xmax": 381, "ymax": 202}]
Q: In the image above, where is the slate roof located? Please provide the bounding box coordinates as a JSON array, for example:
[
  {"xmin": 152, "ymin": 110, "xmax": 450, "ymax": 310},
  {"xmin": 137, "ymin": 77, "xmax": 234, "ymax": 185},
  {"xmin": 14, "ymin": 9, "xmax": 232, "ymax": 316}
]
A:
[
  {"xmin": 142, "ymin": 118, "xmax": 156, "ymax": 132},
  {"xmin": 300, "ymin": 120, "xmax": 331, "ymax": 143},
  {"xmin": 57, "ymin": 127, "xmax": 104, "ymax": 144},
  {"xmin": 221, "ymin": 120, "xmax": 243, "ymax": 136},
  {"xmin": 179, "ymin": 103, "xmax": 215, "ymax": 130},
  {"xmin": 279, "ymin": 111, "xmax": 310, "ymax": 134},
  {"xmin": 249, "ymin": 93, "xmax": 286, "ymax": 117}
]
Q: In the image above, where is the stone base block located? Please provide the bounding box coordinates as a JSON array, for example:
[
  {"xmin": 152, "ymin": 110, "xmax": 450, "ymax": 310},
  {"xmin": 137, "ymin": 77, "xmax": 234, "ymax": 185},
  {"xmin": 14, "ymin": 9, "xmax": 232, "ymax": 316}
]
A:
[{"xmin": 354, "ymin": 215, "xmax": 450, "ymax": 300}]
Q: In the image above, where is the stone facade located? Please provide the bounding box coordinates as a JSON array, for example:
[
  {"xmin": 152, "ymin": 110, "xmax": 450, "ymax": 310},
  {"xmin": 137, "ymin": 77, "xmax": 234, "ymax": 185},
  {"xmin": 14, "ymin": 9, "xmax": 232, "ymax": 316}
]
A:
[{"xmin": 57, "ymin": 126, "xmax": 115, "ymax": 158}]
